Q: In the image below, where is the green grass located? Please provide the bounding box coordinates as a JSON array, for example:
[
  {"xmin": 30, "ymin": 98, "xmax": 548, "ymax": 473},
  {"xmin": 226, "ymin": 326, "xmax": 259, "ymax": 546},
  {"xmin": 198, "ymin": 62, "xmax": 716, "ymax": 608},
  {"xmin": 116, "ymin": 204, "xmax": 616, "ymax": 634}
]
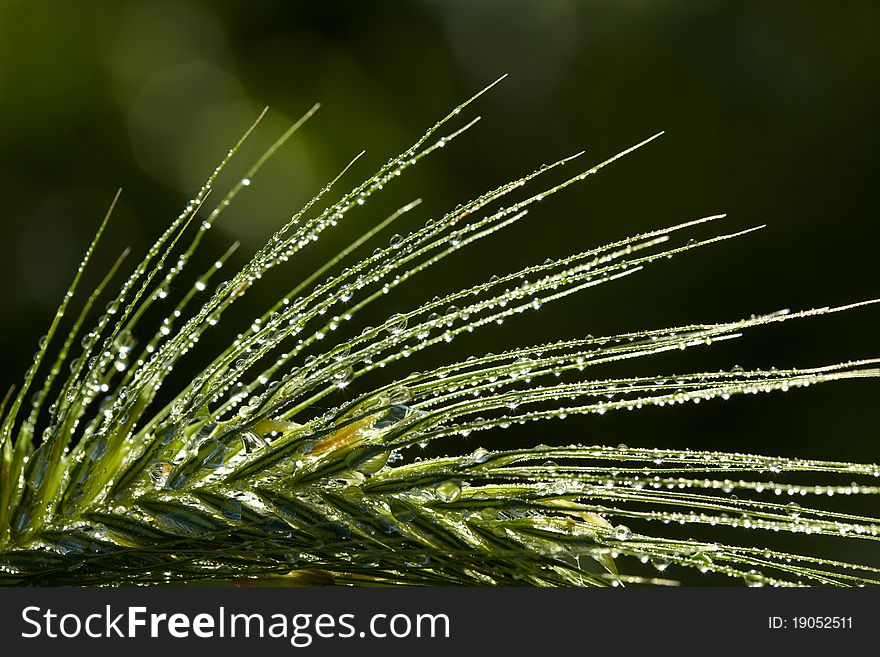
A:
[{"xmin": 1, "ymin": 77, "xmax": 878, "ymax": 586}]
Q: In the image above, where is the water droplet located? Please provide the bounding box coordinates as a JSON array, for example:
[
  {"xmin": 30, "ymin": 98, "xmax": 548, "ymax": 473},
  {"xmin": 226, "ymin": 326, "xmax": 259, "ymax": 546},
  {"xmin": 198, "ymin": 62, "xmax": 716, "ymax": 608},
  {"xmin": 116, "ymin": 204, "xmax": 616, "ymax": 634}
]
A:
[
  {"xmin": 87, "ymin": 437, "xmax": 108, "ymax": 461},
  {"xmin": 434, "ymin": 480, "xmax": 462, "ymax": 503},
  {"xmin": 164, "ymin": 471, "xmax": 188, "ymax": 490},
  {"xmin": 385, "ymin": 313, "xmax": 408, "ymax": 335},
  {"xmin": 240, "ymin": 431, "xmax": 268, "ymax": 453},
  {"xmin": 156, "ymin": 424, "xmax": 177, "ymax": 446},
  {"xmin": 202, "ymin": 440, "xmax": 228, "ymax": 468},
  {"xmin": 372, "ymin": 404, "xmax": 411, "ymax": 429},
  {"xmin": 29, "ymin": 447, "xmax": 50, "ymax": 489},
  {"xmin": 614, "ymin": 525, "xmax": 632, "ymax": 541},
  {"xmin": 346, "ymin": 445, "xmax": 389, "ymax": 474},
  {"xmin": 222, "ymin": 499, "xmax": 242, "ymax": 520},
  {"xmin": 334, "ymin": 367, "xmax": 354, "ymax": 388},
  {"xmin": 388, "ymin": 386, "xmax": 412, "ymax": 405},
  {"xmin": 471, "ymin": 447, "xmax": 491, "ymax": 464},
  {"xmin": 147, "ymin": 461, "xmax": 173, "ymax": 487},
  {"xmin": 514, "ymin": 355, "xmax": 535, "ymax": 374},
  {"xmin": 650, "ymin": 556, "xmax": 670, "ymax": 571},
  {"xmin": 13, "ymin": 509, "xmax": 31, "ymax": 534},
  {"xmin": 388, "ymin": 499, "xmax": 417, "ymax": 523}
]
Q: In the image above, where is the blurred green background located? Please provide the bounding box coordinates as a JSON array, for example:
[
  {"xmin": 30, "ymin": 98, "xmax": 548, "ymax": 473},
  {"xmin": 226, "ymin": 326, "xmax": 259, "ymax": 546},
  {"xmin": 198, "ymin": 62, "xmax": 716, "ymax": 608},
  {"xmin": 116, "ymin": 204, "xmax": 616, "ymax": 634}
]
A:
[{"xmin": 0, "ymin": 1, "xmax": 878, "ymax": 572}]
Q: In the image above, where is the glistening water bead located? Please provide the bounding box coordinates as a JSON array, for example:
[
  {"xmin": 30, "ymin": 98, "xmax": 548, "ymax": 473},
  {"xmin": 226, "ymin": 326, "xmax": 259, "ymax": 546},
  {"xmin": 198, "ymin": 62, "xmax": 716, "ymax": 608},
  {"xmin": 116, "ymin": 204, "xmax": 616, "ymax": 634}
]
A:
[{"xmin": 434, "ymin": 481, "xmax": 462, "ymax": 502}]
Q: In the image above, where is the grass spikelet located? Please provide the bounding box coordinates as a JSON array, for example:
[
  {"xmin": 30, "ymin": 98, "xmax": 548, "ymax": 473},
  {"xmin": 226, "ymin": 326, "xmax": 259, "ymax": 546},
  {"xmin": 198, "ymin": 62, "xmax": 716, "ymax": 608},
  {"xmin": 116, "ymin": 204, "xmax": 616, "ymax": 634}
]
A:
[{"xmin": 0, "ymin": 80, "xmax": 877, "ymax": 587}]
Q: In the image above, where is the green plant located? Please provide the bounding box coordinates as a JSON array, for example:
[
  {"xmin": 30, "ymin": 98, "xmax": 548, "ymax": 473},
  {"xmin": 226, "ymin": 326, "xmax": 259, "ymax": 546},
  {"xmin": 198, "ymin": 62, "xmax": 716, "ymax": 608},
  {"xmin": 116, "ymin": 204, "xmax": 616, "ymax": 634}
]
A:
[{"xmin": 1, "ymin": 78, "xmax": 878, "ymax": 587}]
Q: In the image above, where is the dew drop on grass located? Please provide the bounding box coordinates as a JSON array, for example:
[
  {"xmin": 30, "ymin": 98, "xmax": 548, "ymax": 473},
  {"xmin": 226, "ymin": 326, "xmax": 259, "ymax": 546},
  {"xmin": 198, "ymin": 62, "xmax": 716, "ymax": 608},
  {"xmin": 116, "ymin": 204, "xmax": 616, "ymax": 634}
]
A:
[
  {"xmin": 434, "ymin": 480, "xmax": 462, "ymax": 503},
  {"xmin": 164, "ymin": 471, "xmax": 188, "ymax": 491},
  {"xmin": 346, "ymin": 445, "xmax": 389, "ymax": 474},
  {"xmin": 14, "ymin": 510, "xmax": 31, "ymax": 534},
  {"xmin": 388, "ymin": 386, "xmax": 412, "ymax": 405},
  {"xmin": 470, "ymin": 447, "xmax": 491, "ymax": 464},
  {"xmin": 372, "ymin": 404, "xmax": 411, "ymax": 429},
  {"xmin": 650, "ymin": 557, "xmax": 670, "ymax": 571},
  {"xmin": 334, "ymin": 367, "xmax": 354, "ymax": 388},
  {"xmin": 390, "ymin": 501, "xmax": 417, "ymax": 523},
  {"xmin": 385, "ymin": 313, "xmax": 408, "ymax": 335},
  {"xmin": 240, "ymin": 431, "xmax": 268, "ymax": 453},
  {"xmin": 202, "ymin": 440, "xmax": 228, "ymax": 468},
  {"xmin": 147, "ymin": 461, "xmax": 173, "ymax": 487}
]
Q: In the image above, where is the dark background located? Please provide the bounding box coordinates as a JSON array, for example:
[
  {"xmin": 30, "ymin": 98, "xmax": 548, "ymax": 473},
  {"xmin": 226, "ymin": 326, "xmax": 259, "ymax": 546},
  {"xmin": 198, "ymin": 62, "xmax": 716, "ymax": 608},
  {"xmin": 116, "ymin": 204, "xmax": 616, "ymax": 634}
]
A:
[{"xmin": 0, "ymin": 1, "xmax": 877, "ymax": 573}]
